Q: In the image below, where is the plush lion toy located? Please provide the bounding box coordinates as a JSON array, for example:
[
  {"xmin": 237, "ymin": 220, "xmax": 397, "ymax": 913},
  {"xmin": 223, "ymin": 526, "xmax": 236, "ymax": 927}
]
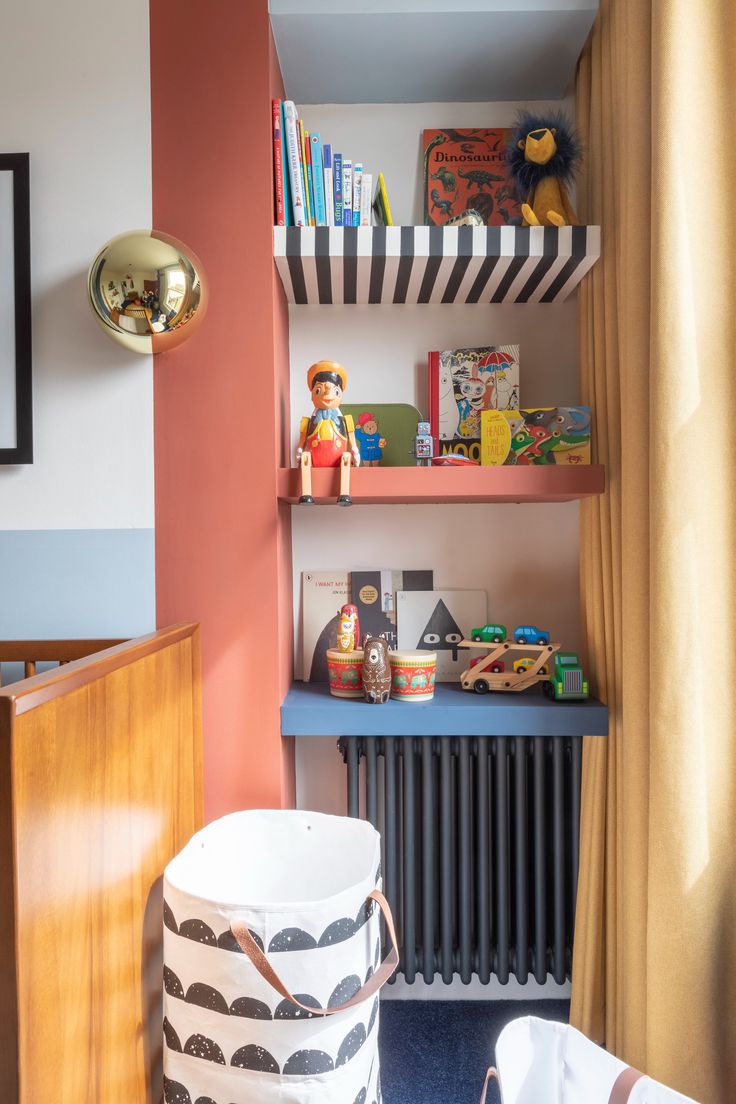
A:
[{"xmin": 508, "ymin": 112, "xmax": 581, "ymax": 227}]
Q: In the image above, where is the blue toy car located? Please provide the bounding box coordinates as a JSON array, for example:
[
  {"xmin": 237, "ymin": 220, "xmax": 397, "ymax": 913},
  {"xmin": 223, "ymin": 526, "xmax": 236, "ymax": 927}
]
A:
[{"xmin": 513, "ymin": 624, "xmax": 550, "ymax": 645}]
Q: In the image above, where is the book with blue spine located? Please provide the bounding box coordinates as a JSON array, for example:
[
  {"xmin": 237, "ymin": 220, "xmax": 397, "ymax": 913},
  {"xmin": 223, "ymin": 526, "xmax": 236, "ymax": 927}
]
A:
[
  {"xmin": 352, "ymin": 162, "xmax": 363, "ymax": 227},
  {"xmin": 279, "ymin": 100, "xmax": 293, "ymax": 225},
  {"xmin": 323, "ymin": 144, "xmax": 334, "ymax": 226},
  {"xmin": 310, "ymin": 133, "xmax": 327, "ymax": 225},
  {"xmin": 334, "ymin": 153, "xmax": 343, "ymax": 226},
  {"xmin": 343, "ymin": 159, "xmax": 353, "ymax": 227}
]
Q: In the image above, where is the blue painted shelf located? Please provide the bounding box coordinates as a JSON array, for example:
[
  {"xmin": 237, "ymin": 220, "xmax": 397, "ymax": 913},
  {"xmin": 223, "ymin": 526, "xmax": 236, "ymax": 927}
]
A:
[{"xmin": 281, "ymin": 681, "xmax": 608, "ymax": 738}]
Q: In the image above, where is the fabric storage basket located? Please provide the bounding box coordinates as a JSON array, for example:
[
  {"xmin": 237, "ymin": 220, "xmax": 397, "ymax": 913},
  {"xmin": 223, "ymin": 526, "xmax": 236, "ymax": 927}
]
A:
[
  {"xmin": 481, "ymin": 1017, "xmax": 698, "ymax": 1104},
  {"xmin": 162, "ymin": 810, "xmax": 397, "ymax": 1104}
]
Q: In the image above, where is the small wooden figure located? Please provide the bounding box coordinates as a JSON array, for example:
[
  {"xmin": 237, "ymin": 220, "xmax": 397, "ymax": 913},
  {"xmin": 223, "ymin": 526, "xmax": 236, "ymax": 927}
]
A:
[
  {"xmin": 340, "ymin": 603, "xmax": 361, "ymax": 647},
  {"xmin": 354, "ymin": 412, "xmax": 386, "ymax": 466},
  {"xmin": 297, "ymin": 360, "xmax": 360, "ymax": 506},
  {"xmin": 362, "ymin": 635, "xmax": 392, "ymax": 704},
  {"xmin": 337, "ymin": 614, "xmax": 356, "ymax": 653},
  {"xmin": 413, "ymin": 421, "xmax": 434, "ymax": 466}
]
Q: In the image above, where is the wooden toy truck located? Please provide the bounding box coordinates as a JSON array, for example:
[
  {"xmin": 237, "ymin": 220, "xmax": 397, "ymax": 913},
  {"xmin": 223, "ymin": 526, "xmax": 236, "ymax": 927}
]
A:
[{"xmin": 460, "ymin": 639, "xmax": 589, "ymax": 699}]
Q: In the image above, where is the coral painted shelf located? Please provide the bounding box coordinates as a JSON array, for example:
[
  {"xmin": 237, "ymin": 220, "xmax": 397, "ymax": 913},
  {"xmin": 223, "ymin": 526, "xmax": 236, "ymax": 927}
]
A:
[
  {"xmin": 281, "ymin": 681, "xmax": 608, "ymax": 738},
  {"xmin": 277, "ymin": 464, "xmax": 605, "ymax": 505},
  {"xmin": 273, "ymin": 225, "xmax": 601, "ymax": 306}
]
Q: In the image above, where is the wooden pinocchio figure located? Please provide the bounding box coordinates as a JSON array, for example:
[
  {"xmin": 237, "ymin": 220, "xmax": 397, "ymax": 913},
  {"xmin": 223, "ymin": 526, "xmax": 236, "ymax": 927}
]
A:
[{"xmin": 297, "ymin": 360, "xmax": 360, "ymax": 505}]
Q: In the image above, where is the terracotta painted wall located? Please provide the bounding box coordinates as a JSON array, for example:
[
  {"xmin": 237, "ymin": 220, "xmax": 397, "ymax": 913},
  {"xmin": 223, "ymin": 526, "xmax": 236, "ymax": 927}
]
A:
[{"xmin": 151, "ymin": 0, "xmax": 293, "ymax": 819}]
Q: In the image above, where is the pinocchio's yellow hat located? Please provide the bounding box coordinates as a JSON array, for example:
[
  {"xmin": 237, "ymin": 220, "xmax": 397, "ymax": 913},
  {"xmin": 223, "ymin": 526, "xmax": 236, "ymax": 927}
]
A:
[{"xmin": 307, "ymin": 360, "xmax": 348, "ymax": 391}]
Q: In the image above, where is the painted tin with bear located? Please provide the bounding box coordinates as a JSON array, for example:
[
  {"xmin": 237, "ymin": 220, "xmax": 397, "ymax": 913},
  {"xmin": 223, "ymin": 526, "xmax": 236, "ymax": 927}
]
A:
[
  {"xmin": 389, "ymin": 650, "xmax": 437, "ymax": 702},
  {"xmin": 326, "ymin": 648, "xmax": 364, "ymax": 698}
]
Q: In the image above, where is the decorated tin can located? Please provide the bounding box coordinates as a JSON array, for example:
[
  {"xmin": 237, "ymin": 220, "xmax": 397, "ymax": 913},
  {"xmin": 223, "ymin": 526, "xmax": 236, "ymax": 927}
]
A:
[
  {"xmin": 389, "ymin": 650, "xmax": 437, "ymax": 702},
  {"xmin": 326, "ymin": 648, "xmax": 364, "ymax": 698}
]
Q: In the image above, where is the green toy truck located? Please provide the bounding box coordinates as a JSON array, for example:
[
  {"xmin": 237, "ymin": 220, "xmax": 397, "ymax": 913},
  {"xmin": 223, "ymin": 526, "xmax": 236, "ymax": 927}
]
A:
[{"xmin": 544, "ymin": 652, "xmax": 589, "ymax": 700}]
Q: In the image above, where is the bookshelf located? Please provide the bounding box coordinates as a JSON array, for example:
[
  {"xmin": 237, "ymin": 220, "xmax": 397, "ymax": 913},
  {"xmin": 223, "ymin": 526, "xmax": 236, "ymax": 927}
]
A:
[
  {"xmin": 282, "ymin": 681, "xmax": 608, "ymax": 738},
  {"xmin": 273, "ymin": 225, "xmax": 601, "ymax": 306},
  {"xmin": 277, "ymin": 464, "xmax": 604, "ymax": 505}
]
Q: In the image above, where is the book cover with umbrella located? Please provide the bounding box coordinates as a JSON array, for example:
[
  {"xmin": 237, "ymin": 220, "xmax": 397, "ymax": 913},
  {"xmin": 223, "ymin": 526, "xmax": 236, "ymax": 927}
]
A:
[
  {"xmin": 396, "ymin": 589, "xmax": 487, "ymax": 682},
  {"xmin": 427, "ymin": 344, "xmax": 520, "ymax": 462}
]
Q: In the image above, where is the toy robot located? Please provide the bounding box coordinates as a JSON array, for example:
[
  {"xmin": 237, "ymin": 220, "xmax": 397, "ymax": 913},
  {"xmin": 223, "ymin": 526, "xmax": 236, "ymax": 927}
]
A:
[
  {"xmin": 296, "ymin": 360, "xmax": 360, "ymax": 505},
  {"xmin": 413, "ymin": 421, "xmax": 435, "ymax": 466}
]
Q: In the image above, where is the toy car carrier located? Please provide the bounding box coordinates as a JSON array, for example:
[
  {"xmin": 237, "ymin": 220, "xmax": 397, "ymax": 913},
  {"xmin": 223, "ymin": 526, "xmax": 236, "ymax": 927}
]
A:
[{"xmin": 460, "ymin": 639, "xmax": 589, "ymax": 700}]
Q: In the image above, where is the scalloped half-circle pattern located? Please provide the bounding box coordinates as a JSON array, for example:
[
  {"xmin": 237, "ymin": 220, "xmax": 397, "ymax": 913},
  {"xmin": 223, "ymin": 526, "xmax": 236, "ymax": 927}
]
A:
[
  {"xmin": 328, "ymin": 974, "xmax": 362, "ymax": 1007},
  {"xmin": 185, "ymin": 982, "xmax": 229, "ymax": 1015},
  {"xmin": 163, "ymin": 1076, "xmax": 191, "ymax": 1104},
  {"xmin": 274, "ymin": 993, "xmax": 322, "ymax": 1019},
  {"xmin": 183, "ymin": 1034, "xmax": 226, "ymax": 1064},
  {"xmin": 268, "ymin": 927, "xmax": 318, "ymax": 953},
  {"xmin": 282, "ymin": 1049, "xmax": 334, "ymax": 1076},
  {"xmin": 231, "ymin": 1044, "xmax": 279, "ymax": 1073},
  {"xmin": 229, "ymin": 995, "xmax": 272, "ymax": 1019},
  {"xmin": 337, "ymin": 1024, "xmax": 367, "ymax": 1067},
  {"xmin": 179, "ymin": 918, "xmax": 217, "ymax": 946}
]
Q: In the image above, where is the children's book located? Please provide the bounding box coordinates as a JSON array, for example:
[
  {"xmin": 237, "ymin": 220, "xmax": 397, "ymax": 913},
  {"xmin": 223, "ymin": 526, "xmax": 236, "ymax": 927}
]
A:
[
  {"xmin": 480, "ymin": 407, "xmax": 592, "ymax": 466},
  {"xmin": 396, "ymin": 589, "xmax": 487, "ymax": 681},
  {"xmin": 310, "ymin": 132, "xmax": 326, "ymax": 225},
  {"xmin": 350, "ymin": 569, "xmax": 434, "ymax": 650},
  {"xmin": 343, "ymin": 159, "xmax": 353, "ymax": 227},
  {"xmin": 352, "ymin": 162, "xmax": 363, "ymax": 227},
  {"xmin": 372, "ymin": 172, "xmax": 393, "ymax": 226},
  {"xmin": 271, "ymin": 100, "xmax": 285, "ymax": 225},
  {"xmin": 360, "ymin": 173, "xmax": 373, "ymax": 226},
  {"xmin": 323, "ymin": 144, "xmax": 334, "ymax": 226},
  {"xmin": 334, "ymin": 153, "xmax": 343, "ymax": 226},
  {"xmin": 428, "ymin": 345, "xmax": 520, "ymax": 462},
  {"xmin": 301, "ymin": 570, "xmax": 350, "ymax": 682},
  {"xmin": 279, "ymin": 100, "xmax": 292, "ymax": 225},
  {"xmin": 283, "ymin": 101, "xmax": 306, "ymax": 227},
  {"xmin": 299, "ymin": 120, "xmax": 312, "ymax": 225},
  {"xmin": 422, "ymin": 128, "xmax": 520, "ymax": 226}
]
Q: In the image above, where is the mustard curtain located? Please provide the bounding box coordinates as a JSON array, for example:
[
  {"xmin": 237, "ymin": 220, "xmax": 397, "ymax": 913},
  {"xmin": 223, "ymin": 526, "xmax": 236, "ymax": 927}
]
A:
[{"xmin": 572, "ymin": 1, "xmax": 736, "ymax": 1100}]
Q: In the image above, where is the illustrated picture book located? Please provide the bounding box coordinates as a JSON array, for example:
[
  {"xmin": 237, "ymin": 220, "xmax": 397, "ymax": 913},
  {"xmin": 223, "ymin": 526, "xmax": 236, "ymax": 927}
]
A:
[
  {"xmin": 396, "ymin": 589, "xmax": 487, "ymax": 682},
  {"xmin": 301, "ymin": 570, "xmax": 349, "ymax": 682},
  {"xmin": 423, "ymin": 128, "xmax": 521, "ymax": 226},
  {"xmin": 351, "ymin": 569, "xmax": 434, "ymax": 651},
  {"xmin": 428, "ymin": 345, "xmax": 520, "ymax": 463},
  {"xmin": 480, "ymin": 407, "xmax": 592, "ymax": 466}
]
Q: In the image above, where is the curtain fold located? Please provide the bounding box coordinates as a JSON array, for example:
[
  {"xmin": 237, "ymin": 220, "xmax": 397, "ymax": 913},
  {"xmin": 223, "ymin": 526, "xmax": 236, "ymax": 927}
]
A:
[{"xmin": 572, "ymin": 2, "xmax": 736, "ymax": 1100}]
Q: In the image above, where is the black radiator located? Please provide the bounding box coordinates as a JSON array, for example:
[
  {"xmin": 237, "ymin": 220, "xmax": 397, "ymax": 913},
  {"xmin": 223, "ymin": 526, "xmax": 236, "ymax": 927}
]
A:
[{"xmin": 338, "ymin": 734, "xmax": 582, "ymax": 985}]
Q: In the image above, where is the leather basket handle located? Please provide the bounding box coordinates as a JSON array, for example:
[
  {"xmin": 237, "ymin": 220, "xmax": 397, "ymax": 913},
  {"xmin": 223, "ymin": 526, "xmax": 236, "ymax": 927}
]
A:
[
  {"xmin": 480, "ymin": 1066, "xmax": 499, "ymax": 1104},
  {"xmin": 609, "ymin": 1067, "xmax": 645, "ymax": 1104},
  {"xmin": 230, "ymin": 889, "xmax": 399, "ymax": 1017}
]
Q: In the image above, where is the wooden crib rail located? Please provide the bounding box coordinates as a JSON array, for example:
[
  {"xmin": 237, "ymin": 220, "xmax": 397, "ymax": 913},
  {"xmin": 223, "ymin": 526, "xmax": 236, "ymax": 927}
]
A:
[
  {"xmin": 0, "ymin": 622, "xmax": 203, "ymax": 1104},
  {"xmin": 0, "ymin": 638, "xmax": 125, "ymax": 681}
]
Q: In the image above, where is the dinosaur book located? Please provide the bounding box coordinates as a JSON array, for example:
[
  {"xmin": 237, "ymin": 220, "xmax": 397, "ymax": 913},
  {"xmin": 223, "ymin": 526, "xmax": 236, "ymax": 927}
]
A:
[{"xmin": 423, "ymin": 128, "xmax": 520, "ymax": 226}]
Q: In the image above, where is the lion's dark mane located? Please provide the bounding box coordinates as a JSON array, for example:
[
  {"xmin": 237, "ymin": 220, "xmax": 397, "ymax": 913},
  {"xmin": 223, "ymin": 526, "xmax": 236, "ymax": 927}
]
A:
[{"xmin": 508, "ymin": 111, "xmax": 582, "ymax": 194}]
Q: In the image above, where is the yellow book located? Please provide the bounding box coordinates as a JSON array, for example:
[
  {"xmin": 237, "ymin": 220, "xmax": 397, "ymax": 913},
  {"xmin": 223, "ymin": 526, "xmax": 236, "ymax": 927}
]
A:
[
  {"xmin": 299, "ymin": 120, "xmax": 313, "ymax": 226},
  {"xmin": 372, "ymin": 171, "xmax": 393, "ymax": 226}
]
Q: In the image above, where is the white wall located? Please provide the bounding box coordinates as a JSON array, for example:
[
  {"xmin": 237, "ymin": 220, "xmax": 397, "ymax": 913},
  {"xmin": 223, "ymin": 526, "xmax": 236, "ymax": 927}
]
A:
[
  {"xmin": 0, "ymin": 0, "xmax": 155, "ymax": 643},
  {"xmin": 288, "ymin": 100, "xmax": 581, "ymax": 817},
  {"xmin": 0, "ymin": 0, "xmax": 153, "ymax": 532}
]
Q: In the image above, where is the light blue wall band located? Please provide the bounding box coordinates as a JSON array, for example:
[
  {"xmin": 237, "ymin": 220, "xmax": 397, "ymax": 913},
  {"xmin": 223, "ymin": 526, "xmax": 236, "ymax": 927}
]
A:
[{"xmin": 0, "ymin": 528, "xmax": 155, "ymax": 640}]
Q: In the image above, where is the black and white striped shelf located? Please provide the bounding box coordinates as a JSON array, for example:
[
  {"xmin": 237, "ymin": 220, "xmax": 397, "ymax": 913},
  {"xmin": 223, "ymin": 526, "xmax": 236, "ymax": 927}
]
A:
[{"xmin": 273, "ymin": 224, "xmax": 601, "ymax": 306}]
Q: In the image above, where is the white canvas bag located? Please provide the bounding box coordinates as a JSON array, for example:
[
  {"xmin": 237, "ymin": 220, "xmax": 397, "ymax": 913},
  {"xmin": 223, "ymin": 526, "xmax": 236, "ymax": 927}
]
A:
[
  {"xmin": 481, "ymin": 1017, "xmax": 698, "ymax": 1104},
  {"xmin": 162, "ymin": 810, "xmax": 397, "ymax": 1104}
]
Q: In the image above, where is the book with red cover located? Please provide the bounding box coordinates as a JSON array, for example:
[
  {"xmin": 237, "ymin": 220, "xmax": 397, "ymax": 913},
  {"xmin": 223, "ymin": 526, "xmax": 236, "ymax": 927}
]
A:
[
  {"xmin": 423, "ymin": 128, "xmax": 521, "ymax": 226},
  {"xmin": 271, "ymin": 99, "xmax": 285, "ymax": 226}
]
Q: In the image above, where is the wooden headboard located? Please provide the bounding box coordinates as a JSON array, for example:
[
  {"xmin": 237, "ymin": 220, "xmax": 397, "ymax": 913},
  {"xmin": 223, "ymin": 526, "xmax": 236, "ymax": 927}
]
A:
[{"xmin": 0, "ymin": 623, "xmax": 203, "ymax": 1103}]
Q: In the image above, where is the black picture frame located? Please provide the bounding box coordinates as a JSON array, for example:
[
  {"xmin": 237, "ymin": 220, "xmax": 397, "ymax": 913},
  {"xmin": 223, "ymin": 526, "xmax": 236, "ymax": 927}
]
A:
[{"xmin": 0, "ymin": 153, "xmax": 32, "ymax": 465}]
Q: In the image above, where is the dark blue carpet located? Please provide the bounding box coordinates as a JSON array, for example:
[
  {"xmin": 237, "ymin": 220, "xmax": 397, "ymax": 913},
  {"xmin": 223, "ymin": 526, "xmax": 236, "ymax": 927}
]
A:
[{"xmin": 379, "ymin": 999, "xmax": 569, "ymax": 1104}]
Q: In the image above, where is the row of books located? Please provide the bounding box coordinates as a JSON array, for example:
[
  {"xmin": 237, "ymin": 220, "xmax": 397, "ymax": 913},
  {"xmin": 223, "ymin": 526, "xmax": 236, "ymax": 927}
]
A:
[{"xmin": 271, "ymin": 99, "xmax": 392, "ymax": 228}]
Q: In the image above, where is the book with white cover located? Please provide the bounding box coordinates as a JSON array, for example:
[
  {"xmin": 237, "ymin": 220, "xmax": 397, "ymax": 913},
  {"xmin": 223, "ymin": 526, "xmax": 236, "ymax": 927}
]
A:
[
  {"xmin": 397, "ymin": 589, "xmax": 487, "ymax": 681},
  {"xmin": 283, "ymin": 100, "xmax": 307, "ymax": 227}
]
